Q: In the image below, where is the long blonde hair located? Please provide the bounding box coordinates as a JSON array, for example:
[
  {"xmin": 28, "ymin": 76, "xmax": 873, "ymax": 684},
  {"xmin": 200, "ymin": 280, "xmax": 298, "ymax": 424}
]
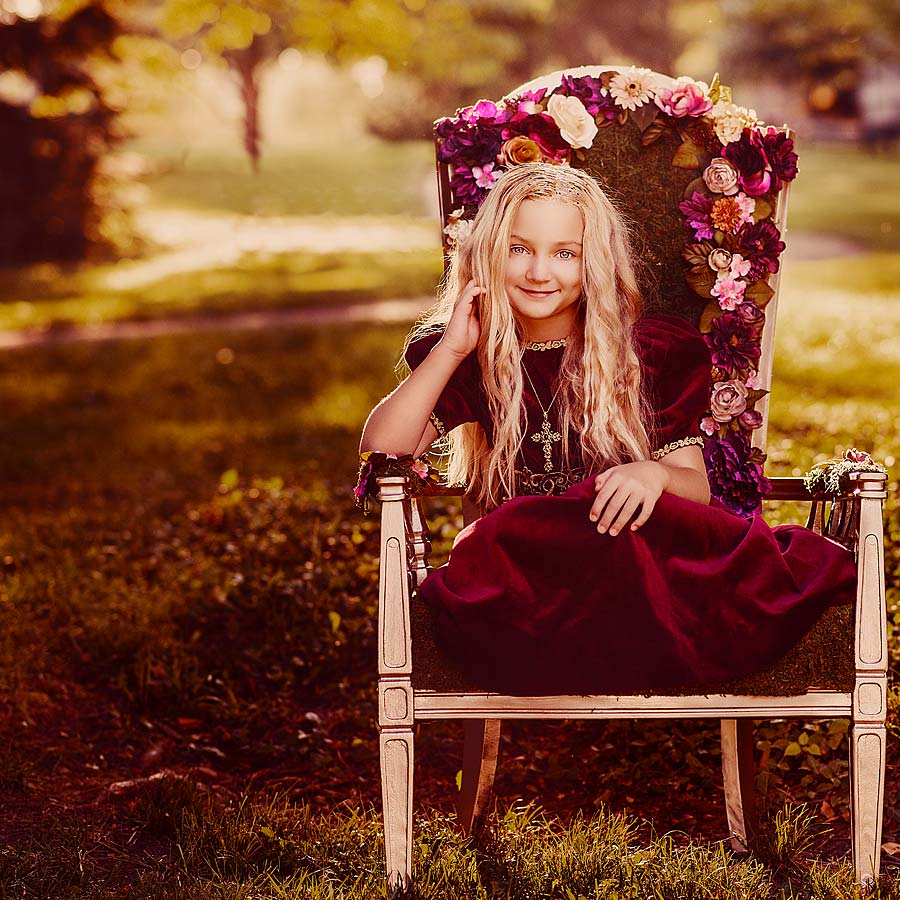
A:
[{"xmin": 407, "ymin": 162, "xmax": 651, "ymax": 509}]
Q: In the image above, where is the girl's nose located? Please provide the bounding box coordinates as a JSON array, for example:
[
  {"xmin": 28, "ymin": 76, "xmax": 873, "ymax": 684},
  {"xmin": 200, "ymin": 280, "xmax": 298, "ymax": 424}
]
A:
[{"xmin": 526, "ymin": 254, "xmax": 551, "ymax": 282}]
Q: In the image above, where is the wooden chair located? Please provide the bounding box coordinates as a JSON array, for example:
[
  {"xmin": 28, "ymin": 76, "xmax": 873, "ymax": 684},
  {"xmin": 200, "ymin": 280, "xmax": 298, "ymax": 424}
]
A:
[{"xmin": 373, "ymin": 66, "xmax": 888, "ymax": 892}]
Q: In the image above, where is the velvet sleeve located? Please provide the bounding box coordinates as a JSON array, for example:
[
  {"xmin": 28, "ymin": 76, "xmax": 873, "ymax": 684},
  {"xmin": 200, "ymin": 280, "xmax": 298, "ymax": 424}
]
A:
[
  {"xmin": 635, "ymin": 314, "xmax": 712, "ymax": 459},
  {"xmin": 404, "ymin": 331, "xmax": 478, "ymax": 436}
]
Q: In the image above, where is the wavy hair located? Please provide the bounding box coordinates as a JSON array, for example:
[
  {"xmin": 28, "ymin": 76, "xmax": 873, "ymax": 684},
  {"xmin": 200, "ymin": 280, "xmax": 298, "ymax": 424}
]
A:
[{"xmin": 406, "ymin": 162, "xmax": 652, "ymax": 509}]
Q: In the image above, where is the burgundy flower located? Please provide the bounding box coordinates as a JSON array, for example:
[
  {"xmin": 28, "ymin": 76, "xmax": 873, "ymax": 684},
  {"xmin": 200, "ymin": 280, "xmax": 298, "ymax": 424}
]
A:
[
  {"xmin": 738, "ymin": 408, "xmax": 763, "ymax": 430},
  {"xmin": 502, "ymin": 111, "xmax": 571, "ymax": 160},
  {"xmin": 678, "ymin": 191, "xmax": 715, "ymax": 240},
  {"xmin": 724, "ymin": 132, "xmax": 771, "ymax": 197},
  {"xmin": 553, "ymin": 74, "xmax": 613, "ymax": 119},
  {"xmin": 735, "ymin": 300, "xmax": 764, "ymax": 325},
  {"xmin": 705, "ymin": 312, "xmax": 761, "ymax": 374},
  {"xmin": 703, "ymin": 431, "xmax": 769, "ymax": 517},
  {"xmin": 737, "ymin": 220, "xmax": 786, "ymax": 282},
  {"xmin": 761, "ymin": 127, "xmax": 798, "ymax": 191}
]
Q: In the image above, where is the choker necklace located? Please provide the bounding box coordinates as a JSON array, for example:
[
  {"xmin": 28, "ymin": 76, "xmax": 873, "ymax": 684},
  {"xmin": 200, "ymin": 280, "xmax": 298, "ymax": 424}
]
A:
[
  {"xmin": 523, "ymin": 337, "xmax": 568, "ymax": 351},
  {"xmin": 521, "ymin": 360, "xmax": 562, "ymax": 473}
]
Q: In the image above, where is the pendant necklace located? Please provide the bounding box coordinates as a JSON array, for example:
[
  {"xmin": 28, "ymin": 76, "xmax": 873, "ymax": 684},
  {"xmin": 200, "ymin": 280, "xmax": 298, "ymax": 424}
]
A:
[{"xmin": 521, "ymin": 359, "xmax": 563, "ymax": 473}]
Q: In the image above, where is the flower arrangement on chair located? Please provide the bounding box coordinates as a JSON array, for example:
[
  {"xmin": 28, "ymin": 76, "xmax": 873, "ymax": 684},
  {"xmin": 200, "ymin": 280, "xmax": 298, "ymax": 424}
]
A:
[{"xmin": 433, "ymin": 68, "xmax": 799, "ymax": 518}]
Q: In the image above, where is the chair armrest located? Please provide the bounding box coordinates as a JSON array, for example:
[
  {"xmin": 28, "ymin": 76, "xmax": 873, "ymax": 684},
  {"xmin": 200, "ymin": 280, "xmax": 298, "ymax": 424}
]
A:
[{"xmin": 764, "ymin": 477, "xmax": 813, "ymax": 501}]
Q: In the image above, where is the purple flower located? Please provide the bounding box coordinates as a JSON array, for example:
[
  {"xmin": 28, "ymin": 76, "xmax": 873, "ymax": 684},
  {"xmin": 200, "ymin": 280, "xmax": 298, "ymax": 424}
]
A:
[
  {"xmin": 737, "ymin": 220, "xmax": 785, "ymax": 282},
  {"xmin": 435, "ymin": 118, "xmax": 504, "ymax": 166},
  {"xmin": 723, "ymin": 132, "xmax": 771, "ymax": 197},
  {"xmin": 705, "ymin": 312, "xmax": 761, "ymax": 374},
  {"xmin": 679, "ymin": 191, "xmax": 715, "ymax": 240},
  {"xmin": 738, "ymin": 409, "xmax": 763, "ymax": 430},
  {"xmin": 761, "ymin": 127, "xmax": 798, "ymax": 191},
  {"xmin": 509, "ymin": 88, "xmax": 548, "ymax": 114},
  {"xmin": 703, "ymin": 431, "xmax": 769, "ymax": 517},
  {"xmin": 736, "ymin": 300, "xmax": 764, "ymax": 325},
  {"xmin": 553, "ymin": 74, "xmax": 612, "ymax": 119}
]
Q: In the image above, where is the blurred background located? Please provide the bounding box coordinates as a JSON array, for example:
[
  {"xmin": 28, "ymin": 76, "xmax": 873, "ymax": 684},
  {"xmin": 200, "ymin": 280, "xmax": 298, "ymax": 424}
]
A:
[{"xmin": 1, "ymin": 1, "xmax": 900, "ymax": 896}]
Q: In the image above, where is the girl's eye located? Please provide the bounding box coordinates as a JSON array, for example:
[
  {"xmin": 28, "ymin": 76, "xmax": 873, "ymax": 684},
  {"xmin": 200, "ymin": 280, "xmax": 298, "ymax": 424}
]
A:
[
  {"xmin": 510, "ymin": 245, "xmax": 527, "ymax": 255},
  {"xmin": 558, "ymin": 250, "xmax": 573, "ymax": 259}
]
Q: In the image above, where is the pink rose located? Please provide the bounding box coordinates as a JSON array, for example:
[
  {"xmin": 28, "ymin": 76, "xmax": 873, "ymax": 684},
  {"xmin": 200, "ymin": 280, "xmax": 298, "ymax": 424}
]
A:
[
  {"xmin": 700, "ymin": 416, "xmax": 718, "ymax": 436},
  {"xmin": 702, "ymin": 158, "xmax": 740, "ymax": 195},
  {"xmin": 710, "ymin": 379, "xmax": 749, "ymax": 422},
  {"xmin": 655, "ymin": 77, "xmax": 713, "ymax": 118}
]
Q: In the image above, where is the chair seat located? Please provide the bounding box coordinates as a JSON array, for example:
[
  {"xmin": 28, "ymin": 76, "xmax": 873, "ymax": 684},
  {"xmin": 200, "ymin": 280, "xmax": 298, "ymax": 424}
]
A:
[{"xmin": 410, "ymin": 596, "xmax": 854, "ymax": 696}]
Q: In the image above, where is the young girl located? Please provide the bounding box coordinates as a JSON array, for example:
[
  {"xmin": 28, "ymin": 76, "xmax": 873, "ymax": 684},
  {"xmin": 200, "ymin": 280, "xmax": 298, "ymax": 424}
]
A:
[{"xmin": 360, "ymin": 162, "xmax": 856, "ymax": 695}]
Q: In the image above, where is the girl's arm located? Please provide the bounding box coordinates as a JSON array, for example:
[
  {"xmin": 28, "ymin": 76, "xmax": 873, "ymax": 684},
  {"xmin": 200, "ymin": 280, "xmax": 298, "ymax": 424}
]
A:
[
  {"xmin": 589, "ymin": 444, "xmax": 709, "ymax": 536},
  {"xmin": 359, "ymin": 281, "xmax": 483, "ymax": 457}
]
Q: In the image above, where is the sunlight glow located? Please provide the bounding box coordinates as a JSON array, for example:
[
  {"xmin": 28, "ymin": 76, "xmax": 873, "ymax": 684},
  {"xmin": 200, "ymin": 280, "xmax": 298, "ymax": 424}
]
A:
[{"xmin": 350, "ymin": 56, "xmax": 387, "ymax": 99}]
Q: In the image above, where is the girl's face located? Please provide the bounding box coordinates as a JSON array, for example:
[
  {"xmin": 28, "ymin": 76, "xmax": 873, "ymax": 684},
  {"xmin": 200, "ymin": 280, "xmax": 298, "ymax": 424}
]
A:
[{"xmin": 503, "ymin": 197, "xmax": 584, "ymax": 341}]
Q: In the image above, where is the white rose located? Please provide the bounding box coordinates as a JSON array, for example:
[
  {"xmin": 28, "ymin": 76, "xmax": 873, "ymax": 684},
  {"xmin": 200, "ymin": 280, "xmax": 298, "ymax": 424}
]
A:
[
  {"xmin": 712, "ymin": 101, "xmax": 761, "ymax": 145},
  {"xmin": 546, "ymin": 94, "xmax": 598, "ymax": 149},
  {"xmin": 707, "ymin": 248, "xmax": 733, "ymax": 272}
]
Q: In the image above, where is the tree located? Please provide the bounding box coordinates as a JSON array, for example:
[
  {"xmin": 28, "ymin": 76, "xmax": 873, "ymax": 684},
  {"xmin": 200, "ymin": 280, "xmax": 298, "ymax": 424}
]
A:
[
  {"xmin": 0, "ymin": 2, "xmax": 125, "ymax": 264},
  {"xmin": 721, "ymin": 0, "xmax": 900, "ymax": 115}
]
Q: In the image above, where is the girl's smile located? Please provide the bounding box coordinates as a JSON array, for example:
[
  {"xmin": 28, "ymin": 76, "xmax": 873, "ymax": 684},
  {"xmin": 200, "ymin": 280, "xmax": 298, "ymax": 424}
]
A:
[{"xmin": 504, "ymin": 197, "xmax": 584, "ymax": 340}]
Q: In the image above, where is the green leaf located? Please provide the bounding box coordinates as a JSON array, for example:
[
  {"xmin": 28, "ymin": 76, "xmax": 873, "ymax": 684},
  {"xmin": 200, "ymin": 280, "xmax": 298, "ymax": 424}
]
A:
[
  {"xmin": 746, "ymin": 388, "xmax": 769, "ymax": 404},
  {"xmin": 753, "ymin": 197, "xmax": 773, "ymax": 221},
  {"xmin": 260, "ymin": 826, "xmax": 276, "ymax": 838},
  {"xmin": 455, "ymin": 769, "xmax": 463, "ymax": 790},
  {"xmin": 616, "ymin": 109, "xmax": 629, "ymax": 126},
  {"xmin": 784, "ymin": 741, "xmax": 803, "ymax": 757},
  {"xmin": 699, "ymin": 300, "xmax": 725, "ymax": 333},
  {"xmin": 599, "ymin": 70, "xmax": 618, "ymax": 88},
  {"xmin": 686, "ymin": 266, "xmax": 716, "ymax": 298},
  {"xmin": 671, "ymin": 138, "xmax": 703, "ymax": 169},
  {"xmin": 745, "ymin": 280, "xmax": 775, "ymax": 307},
  {"xmin": 328, "ymin": 610, "xmax": 342, "ymax": 633},
  {"xmin": 220, "ymin": 468, "xmax": 239, "ymax": 489},
  {"xmin": 683, "ymin": 176, "xmax": 707, "ymax": 200},
  {"xmin": 708, "ymin": 72, "xmax": 722, "ymax": 104},
  {"xmin": 641, "ymin": 118, "xmax": 668, "ymax": 146},
  {"xmin": 682, "ymin": 242, "xmax": 713, "ymax": 267},
  {"xmin": 629, "ymin": 103, "xmax": 658, "ymax": 133},
  {"xmin": 747, "ymin": 447, "xmax": 767, "ymax": 465}
]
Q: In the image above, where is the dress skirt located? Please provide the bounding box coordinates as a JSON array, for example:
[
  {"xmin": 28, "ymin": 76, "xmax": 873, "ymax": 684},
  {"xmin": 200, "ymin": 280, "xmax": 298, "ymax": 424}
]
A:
[{"xmin": 418, "ymin": 477, "xmax": 858, "ymax": 696}]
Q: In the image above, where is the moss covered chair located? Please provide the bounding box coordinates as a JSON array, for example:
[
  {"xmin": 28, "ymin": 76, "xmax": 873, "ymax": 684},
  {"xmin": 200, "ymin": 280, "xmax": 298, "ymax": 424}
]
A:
[{"xmin": 369, "ymin": 66, "xmax": 888, "ymax": 892}]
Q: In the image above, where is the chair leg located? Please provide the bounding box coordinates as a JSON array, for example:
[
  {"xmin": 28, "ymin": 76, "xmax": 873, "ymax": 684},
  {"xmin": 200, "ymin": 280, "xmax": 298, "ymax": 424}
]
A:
[
  {"xmin": 457, "ymin": 718, "xmax": 501, "ymax": 834},
  {"xmin": 381, "ymin": 727, "xmax": 414, "ymax": 894},
  {"xmin": 850, "ymin": 723, "xmax": 886, "ymax": 886},
  {"xmin": 721, "ymin": 718, "xmax": 757, "ymax": 853}
]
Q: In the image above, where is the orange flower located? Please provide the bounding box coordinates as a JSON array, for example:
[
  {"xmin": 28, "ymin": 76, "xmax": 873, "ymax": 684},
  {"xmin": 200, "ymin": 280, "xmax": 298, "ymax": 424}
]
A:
[
  {"xmin": 710, "ymin": 194, "xmax": 755, "ymax": 234},
  {"xmin": 499, "ymin": 136, "xmax": 548, "ymax": 166}
]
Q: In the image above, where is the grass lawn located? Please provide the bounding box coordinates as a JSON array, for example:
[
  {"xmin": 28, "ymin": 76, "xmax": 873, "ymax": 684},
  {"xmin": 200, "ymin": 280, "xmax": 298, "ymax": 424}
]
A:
[
  {"xmin": 0, "ymin": 260, "xmax": 899, "ymax": 895},
  {"xmin": 0, "ymin": 140, "xmax": 897, "ymax": 332}
]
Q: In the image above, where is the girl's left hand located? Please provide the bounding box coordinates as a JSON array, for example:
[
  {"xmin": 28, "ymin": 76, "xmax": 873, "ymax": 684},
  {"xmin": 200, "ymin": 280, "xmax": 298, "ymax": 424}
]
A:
[{"xmin": 590, "ymin": 461, "xmax": 669, "ymax": 536}]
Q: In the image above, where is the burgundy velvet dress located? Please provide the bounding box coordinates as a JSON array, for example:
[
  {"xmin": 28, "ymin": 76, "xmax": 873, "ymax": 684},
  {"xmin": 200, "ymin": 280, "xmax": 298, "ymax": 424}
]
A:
[{"xmin": 405, "ymin": 314, "xmax": 857, "ymax": 696}]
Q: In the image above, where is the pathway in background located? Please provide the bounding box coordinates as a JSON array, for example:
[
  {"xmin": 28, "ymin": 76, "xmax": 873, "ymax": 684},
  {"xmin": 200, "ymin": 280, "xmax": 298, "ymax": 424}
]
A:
[
  {"xmin": 0, "ymin": 298, "xmax": 432, "ymax": 350},
  {"xmin": 0, "ymin": 214, "xmax": 866, "ymax": 350}
]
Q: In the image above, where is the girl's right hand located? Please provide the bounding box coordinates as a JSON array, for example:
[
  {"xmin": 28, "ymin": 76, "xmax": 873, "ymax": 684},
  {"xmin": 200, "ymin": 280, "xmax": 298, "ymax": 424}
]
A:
[{"xmin": 439, "ymin": 280, "xmax": 483, "ymax": 359}]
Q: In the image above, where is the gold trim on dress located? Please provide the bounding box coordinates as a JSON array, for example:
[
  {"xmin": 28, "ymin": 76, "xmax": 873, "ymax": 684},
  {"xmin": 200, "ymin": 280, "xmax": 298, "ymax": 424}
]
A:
[
  {"xmin": 429, "ymin": 412, "xmax": 447, "ymax": 437},
  {"xmin": 523, "ymin": 338, "xmax": 568, "ymax": 351},
  {"xmin": 652, "ymin": 435, "xmax": 704, "ymax": 460},
  {"xmin": 513, "ymin": 464, "xmax": 585, "ymax": 497}
]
